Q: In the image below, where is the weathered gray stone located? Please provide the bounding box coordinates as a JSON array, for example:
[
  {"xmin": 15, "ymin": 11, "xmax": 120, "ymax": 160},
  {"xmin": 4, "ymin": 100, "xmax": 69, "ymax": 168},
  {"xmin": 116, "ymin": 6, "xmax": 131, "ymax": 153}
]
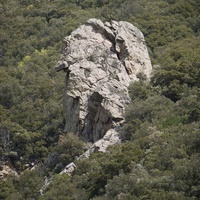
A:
[
  {"xmin": 60, "ymin": 162, "xmax": 76, "ymax": 176},
  {"xmin": 0, "ymin": 163, "xmax": 18, "ymax": 179},
  {"xmin": 56, "ymin": 18, "xmax": 152, "ymax": 143}
]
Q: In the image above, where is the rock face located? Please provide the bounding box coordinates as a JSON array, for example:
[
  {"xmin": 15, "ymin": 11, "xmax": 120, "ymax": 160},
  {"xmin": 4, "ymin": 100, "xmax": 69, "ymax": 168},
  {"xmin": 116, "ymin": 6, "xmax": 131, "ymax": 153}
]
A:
[
  {"xmin": 0, "ymin": 162, "xmax": 18, "ymax": 179},
  {"xmin": 56, "ymin": 18, "xmax": 152, "ymax": 144}
]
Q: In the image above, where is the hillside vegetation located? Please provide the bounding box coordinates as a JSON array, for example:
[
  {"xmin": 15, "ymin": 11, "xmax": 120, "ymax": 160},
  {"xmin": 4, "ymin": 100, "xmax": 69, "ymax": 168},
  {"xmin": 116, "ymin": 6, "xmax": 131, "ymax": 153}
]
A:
[{"xmin": 0, "ymin": 0, "xmax": 200, "ymax": 199}]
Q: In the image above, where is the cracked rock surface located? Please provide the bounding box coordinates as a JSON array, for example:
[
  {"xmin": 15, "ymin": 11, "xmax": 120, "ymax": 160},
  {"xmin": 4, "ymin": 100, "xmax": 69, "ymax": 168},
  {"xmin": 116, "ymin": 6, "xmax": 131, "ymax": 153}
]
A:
[{"xmin": 56, "ymin": 18, "xmax": 152, "ymax": 144}]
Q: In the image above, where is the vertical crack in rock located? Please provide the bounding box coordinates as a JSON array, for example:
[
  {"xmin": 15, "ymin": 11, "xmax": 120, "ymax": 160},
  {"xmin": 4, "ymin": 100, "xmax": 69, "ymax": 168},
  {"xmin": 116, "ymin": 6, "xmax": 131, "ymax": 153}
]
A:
[
  {"xmin": 55, "ymin": 18, "xmax": 152, "ymax": 147},
  {"xmin": 81, "ymin": 92, "xmax": 112, "ymax": 142},
  {"xmin": 64, "ymin": 96, "xmax": 80, "ymax": 134}
]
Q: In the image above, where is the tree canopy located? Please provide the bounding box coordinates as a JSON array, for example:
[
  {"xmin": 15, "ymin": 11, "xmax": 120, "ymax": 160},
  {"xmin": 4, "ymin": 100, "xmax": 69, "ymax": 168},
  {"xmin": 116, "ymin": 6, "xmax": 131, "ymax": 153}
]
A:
[{"xmin": 0, "ymin": 0, "xmax": 200, "ymax": 199}]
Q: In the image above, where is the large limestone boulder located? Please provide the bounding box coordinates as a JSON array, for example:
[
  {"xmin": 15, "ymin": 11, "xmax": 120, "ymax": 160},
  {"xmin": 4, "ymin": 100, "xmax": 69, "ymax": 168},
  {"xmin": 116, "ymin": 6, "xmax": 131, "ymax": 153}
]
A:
[{"xmin": 56, "ymin": 18, "xmax": 152, "ymax": 143}]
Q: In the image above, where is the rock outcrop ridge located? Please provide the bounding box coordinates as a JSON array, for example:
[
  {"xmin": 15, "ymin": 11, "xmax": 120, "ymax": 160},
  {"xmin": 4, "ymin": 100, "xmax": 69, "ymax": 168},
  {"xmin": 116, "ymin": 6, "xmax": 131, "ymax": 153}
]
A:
[{"xmin": 56, "ymin": 18, "xmax": 152, "ymax": 145}]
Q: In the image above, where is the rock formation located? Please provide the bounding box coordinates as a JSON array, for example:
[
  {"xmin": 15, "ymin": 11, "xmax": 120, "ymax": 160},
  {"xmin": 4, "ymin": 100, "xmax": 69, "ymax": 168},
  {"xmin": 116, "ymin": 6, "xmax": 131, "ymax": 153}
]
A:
[
  {"xmin": 56, "ymin": 18, "xmax": 152, "ymax": 147},
  {"xmin": 0, "ymin": 162, "xmax": 18, "ymax": 179}
]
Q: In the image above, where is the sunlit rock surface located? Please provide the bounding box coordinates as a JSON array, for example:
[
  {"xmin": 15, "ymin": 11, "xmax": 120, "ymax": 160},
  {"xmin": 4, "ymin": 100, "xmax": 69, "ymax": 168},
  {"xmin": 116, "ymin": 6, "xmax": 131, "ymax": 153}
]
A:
[{"xmin": 56, "ymin": 18, "xmax": 152, "ymax": 145}]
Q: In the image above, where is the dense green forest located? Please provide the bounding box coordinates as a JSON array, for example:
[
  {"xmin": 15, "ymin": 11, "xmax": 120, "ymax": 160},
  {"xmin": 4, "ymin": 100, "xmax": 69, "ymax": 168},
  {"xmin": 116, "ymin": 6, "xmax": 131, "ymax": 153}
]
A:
[{"xmin": 0, "ymin": 0, "xmax": 200, "ymax": 199}]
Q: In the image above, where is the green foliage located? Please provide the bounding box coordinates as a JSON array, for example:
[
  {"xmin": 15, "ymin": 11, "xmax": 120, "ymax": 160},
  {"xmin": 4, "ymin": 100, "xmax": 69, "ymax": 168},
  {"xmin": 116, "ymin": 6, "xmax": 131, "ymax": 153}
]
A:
[
  {"xmin": 0, "ymin": 178, "xmax": 22, "ymax": 200},
  {"xmin": 70, "ymin": 143, "xmax": 144, "ymax": 199},
  {"xmin": 152, "ymin": 38, "xmax": 200, "ymax": 101},
  {"xmin": 14, "ymin": 170, "xmax": 43, "ymax": 199},
  {"xmin": 105, "ymin": 169, "xmax": 149, "ymax": 200},
  {"xmin": 47, "ymin": 133, "xmax": 86, "ymax": 172},
  {"xmin": 39, "ymin": 173, "xmax": 88, "ymax": 200},
  {"xmin": 1, "ymin": 0, "xmax": 200, "ymax": 199},
  {"xmin": 0, "ymin": 170, "xmax": 43, "ymax": 200},
  {"xmin": 128, "ymin": 81, "xmax": 151, "ymax": 101}
]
